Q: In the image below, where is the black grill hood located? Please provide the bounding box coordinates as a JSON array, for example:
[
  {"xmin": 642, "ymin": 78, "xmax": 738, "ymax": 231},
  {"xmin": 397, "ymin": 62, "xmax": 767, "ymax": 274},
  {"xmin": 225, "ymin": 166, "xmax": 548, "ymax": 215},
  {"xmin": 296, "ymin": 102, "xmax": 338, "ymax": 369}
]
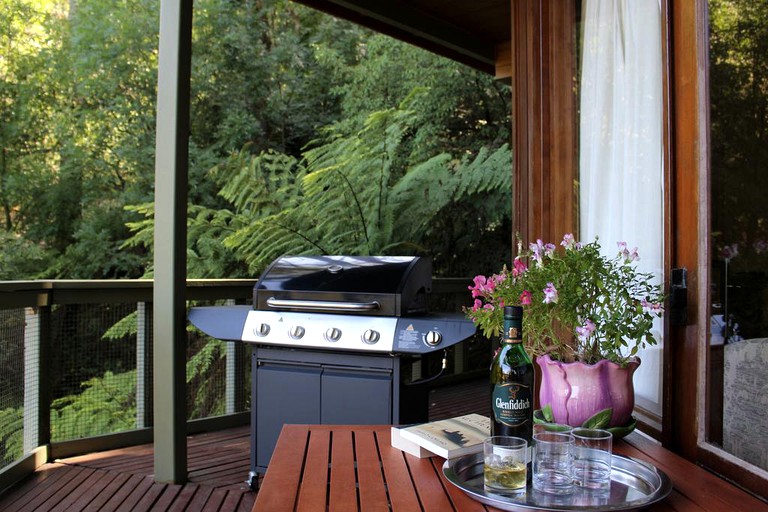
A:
[{"xmin": 253, "ymin": 255, "xmax": 432, "ymax": 317}]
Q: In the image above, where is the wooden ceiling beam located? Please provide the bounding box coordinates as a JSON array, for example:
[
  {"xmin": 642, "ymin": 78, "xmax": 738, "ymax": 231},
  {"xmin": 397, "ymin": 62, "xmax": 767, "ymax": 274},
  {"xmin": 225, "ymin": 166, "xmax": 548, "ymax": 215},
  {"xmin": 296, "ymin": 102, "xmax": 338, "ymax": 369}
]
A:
[{"xmin": 294, "ymin": 0, "xmax": 497, "ymax": 74}]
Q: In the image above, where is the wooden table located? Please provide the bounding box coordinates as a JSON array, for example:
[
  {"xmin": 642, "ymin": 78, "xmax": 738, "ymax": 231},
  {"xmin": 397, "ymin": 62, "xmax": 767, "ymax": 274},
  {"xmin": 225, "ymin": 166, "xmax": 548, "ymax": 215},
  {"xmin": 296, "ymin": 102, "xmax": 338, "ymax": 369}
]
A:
[{"xmin": 253, "ymin": 424, "xmax": 765, "ymax": 511}]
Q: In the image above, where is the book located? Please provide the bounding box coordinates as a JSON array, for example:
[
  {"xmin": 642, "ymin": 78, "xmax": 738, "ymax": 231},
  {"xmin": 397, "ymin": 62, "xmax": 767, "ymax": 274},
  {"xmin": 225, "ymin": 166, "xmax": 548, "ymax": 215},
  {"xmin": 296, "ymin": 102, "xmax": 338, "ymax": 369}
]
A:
[{"xmin": 391, "ymin": 414, "xmax": 490, "ymax": 459}]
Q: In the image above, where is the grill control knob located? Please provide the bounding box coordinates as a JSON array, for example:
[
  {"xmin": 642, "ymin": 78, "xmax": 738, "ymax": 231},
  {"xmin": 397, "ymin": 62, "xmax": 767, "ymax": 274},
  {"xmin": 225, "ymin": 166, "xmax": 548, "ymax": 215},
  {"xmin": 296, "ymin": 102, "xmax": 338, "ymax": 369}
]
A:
[
  {"xmin": 325, "ymin": 327, "xmax": 342, "ymax": 342},
  {"xmin": 254, "ymin": 323, "xmax": 270, "ymax": 337},
  {"xmin": 362, "ymin": 329, "xmax": 380, "ymax": 345},
  {"xmin": 288, "ymin": 325, "xmax": 305, "ymax": 340},
  {"xmin": 424, "ymin": 330, "xmax": 442, "ymax": 346}
]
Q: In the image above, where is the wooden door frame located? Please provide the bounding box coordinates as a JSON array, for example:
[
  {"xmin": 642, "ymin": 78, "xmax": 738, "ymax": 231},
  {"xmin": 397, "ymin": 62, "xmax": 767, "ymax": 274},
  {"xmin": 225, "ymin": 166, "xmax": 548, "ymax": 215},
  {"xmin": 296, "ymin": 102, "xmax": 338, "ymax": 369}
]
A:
[
  {"xmin": 670, "ymin": 0, "xmax": 768, "ymax": 498},
  {"xmin": 511, "ymin": 0, "xmax": 766, "ymax": 498}
]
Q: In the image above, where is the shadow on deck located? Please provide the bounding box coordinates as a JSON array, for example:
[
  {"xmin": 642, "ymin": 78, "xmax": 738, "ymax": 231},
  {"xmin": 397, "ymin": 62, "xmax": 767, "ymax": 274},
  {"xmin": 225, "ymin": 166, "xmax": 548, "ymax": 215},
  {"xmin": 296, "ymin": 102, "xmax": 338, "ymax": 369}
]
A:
[{"xmin": 0, "ymin": 378, "xmax": 488, "ymax": 511}]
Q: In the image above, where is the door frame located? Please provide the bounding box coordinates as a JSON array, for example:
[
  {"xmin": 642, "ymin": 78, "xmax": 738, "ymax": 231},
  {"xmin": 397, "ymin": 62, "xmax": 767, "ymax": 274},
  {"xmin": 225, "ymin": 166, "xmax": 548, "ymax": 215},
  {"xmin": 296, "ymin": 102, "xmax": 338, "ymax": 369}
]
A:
[{"xmin": 510, "ymin": 0, "xmax": 766, "ymax": 498}]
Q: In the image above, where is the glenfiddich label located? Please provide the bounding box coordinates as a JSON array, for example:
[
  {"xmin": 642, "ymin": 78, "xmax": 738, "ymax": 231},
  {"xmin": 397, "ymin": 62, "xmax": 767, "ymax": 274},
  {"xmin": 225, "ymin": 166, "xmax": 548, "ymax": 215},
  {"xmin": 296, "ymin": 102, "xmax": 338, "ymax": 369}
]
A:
[{"xmin": 492, "ymin": 383, "xmax": 532, "ymax": 427}]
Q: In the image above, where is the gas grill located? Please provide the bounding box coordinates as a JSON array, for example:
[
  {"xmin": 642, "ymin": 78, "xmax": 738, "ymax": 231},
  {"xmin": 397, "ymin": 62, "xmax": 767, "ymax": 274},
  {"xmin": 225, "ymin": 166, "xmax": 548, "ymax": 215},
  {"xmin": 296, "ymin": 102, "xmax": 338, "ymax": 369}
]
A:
[{"xmin": 189, "ymin": 255, "xmax": 476, "ymax": 487}]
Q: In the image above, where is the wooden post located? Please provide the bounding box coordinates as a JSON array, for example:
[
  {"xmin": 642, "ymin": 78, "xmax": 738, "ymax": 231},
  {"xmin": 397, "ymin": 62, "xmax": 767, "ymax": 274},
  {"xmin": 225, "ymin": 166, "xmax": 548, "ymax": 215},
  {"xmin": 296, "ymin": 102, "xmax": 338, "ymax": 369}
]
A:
[{"xmin": 153, "ymin": 0, "xmax": 193, "ymax": 484}]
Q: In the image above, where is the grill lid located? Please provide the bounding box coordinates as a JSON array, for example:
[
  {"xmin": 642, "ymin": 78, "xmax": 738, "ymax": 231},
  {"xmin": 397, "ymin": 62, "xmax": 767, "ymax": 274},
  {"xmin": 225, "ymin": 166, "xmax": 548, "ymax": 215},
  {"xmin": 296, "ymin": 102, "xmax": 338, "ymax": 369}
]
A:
[{"xmin": 254, "ymin": 255, "xmax": 431, "ymax": 317}]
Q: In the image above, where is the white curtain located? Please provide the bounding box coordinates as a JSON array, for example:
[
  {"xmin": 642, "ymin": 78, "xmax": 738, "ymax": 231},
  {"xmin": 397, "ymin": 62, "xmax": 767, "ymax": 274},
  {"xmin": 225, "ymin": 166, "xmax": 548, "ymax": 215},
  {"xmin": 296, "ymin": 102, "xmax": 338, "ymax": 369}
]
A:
[{"xmin": 579, "ymin": 0, "xmax": 664, "ymax": 416}]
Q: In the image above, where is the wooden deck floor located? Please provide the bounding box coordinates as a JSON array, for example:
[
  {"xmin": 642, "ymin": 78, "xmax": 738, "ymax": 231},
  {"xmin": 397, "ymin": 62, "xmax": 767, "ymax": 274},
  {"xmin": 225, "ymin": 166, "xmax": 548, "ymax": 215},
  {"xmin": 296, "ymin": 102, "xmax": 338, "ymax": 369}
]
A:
[{"xmin": 0, "ymin": 378, "xmax": 488, "ymax": 512}]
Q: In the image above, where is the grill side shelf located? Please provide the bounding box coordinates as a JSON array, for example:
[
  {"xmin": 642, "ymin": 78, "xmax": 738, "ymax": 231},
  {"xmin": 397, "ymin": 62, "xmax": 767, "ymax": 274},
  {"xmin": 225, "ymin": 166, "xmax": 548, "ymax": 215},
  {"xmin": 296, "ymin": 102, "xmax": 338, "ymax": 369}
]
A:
[{"xmin": 188, "ymin": 305, "xmax": 251, "ymax": 341}]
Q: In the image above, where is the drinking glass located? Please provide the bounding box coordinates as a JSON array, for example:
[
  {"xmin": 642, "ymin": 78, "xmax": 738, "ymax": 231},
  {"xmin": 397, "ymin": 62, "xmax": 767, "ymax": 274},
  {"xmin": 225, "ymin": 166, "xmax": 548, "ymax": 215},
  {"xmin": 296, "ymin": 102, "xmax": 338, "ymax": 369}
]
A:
[
  {"xmin": 483, "ymin": 436, "xmax": 528, "ymax": 493},
  {"xmin": 532, "ymin": 432, "xmax": 574, "ymax": 495},
  {"xmin": 572, "ymin": 427, "xmax": 613, "ymax": 492}
]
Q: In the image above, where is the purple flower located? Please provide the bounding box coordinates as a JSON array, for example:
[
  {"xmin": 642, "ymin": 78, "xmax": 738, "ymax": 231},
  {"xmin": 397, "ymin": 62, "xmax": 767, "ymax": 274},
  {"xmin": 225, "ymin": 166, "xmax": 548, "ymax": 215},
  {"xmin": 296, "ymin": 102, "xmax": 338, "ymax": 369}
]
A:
[
  {"xmin": 543, "ymin": 282, "xmax": 558, "ymax": 304},
  {"xmin": 575, "ymin": 319, "xmax": 596, "ymax": 341},
  {"xmin": 641, "ymin": 299, "xmax": 664, "ymax": 314},
  {"xmin": 617, "ymin": 241, "xmax": 639, "ymax": 262},
  {"xmin": 530, "ymin": 239, "xmax": 545, "ymax": 265},
  {"xmin": 721, "ymin": 243, "xmax": 739, "ymax": 261},
  {"xmin": 520, "ymin": 290, "xmax": 532, "ymax": 305},
  {"xmin": 561, "ymin": 233, "xmax": 576, "ymax": 249},
  {"xmin": 544, "ymin": 243, "xmax": 556, "ymax": 258},
  {"xmin": 754, "ymin": 239, "xmax": 768, "ymax": 254}
]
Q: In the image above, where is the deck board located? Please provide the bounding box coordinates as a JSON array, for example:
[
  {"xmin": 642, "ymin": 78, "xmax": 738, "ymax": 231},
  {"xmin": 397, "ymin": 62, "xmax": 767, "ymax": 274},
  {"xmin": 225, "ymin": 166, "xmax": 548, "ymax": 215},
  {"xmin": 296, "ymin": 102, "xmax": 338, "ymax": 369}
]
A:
[{"xmin": 0, "ymin": 377, "xmax": 547, "ymax": 511}]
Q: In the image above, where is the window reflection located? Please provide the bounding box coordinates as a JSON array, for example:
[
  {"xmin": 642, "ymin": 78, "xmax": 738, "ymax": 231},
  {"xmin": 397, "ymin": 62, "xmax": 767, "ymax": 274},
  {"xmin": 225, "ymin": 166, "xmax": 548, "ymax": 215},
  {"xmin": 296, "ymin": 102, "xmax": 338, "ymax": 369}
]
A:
[{"xmin": 708, "ymin": 0, "xmax": 768, "ymax": 473}]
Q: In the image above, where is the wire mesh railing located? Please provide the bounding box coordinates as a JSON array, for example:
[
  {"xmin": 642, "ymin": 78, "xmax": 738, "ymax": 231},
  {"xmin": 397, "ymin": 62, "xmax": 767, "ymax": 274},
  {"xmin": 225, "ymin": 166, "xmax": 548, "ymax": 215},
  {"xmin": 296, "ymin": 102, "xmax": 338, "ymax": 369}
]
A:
[
  {"xmin": 0, "ymin": 280, "xmax": 256, "ymax": 473},
  {"xmin": 0, "ymin": 278, "xmax": 474, "ymax": 476}
]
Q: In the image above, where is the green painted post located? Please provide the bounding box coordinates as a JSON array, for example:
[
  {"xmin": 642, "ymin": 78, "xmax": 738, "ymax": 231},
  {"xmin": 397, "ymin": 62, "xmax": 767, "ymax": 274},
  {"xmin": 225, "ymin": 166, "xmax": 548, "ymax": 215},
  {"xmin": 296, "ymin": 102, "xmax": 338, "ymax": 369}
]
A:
[
  {"xmin": 23, "ymin": 306, "xmax": 51, "ymax": 454},
  {"xmin": 153, "ymin": 0, "xmax": 193, "ymax": 484}
]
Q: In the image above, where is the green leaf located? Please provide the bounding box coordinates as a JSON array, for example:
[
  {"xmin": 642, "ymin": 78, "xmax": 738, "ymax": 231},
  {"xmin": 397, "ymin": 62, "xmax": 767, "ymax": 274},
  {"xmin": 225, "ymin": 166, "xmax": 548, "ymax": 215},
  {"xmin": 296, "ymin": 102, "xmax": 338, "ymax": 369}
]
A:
[
  {"xmin": 541, "ymin": 404, "xmax": 554, "ymax": 423},
  {"xmin": 606, "ymin": 417, "xmax": 637, "ymax": 439},
  {"xmin": 581, "ymin": 408, "xmax": 613, "ymax": 429}
]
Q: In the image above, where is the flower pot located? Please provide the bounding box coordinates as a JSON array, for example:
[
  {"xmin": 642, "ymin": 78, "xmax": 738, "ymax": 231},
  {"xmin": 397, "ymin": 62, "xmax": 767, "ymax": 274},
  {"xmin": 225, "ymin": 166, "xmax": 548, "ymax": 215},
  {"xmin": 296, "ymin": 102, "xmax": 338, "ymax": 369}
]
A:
[{"xmin": 536, "ymin": 354, "xmax": 640, "ymax": 427}]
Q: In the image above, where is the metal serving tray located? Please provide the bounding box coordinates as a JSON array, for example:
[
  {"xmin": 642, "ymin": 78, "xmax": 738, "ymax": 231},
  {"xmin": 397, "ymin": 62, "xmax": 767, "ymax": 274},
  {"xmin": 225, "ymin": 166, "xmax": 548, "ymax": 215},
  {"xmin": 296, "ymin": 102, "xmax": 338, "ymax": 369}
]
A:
[{"xmin": 443, "ymin": 452, "xmax": 672, "ymax": 512}]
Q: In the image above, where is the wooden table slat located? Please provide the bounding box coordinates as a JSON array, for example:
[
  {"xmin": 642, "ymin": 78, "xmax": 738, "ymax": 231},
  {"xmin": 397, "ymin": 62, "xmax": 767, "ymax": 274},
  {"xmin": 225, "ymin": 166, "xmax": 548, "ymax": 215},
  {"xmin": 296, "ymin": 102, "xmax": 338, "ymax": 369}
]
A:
[
  {"xmin": 432, "ymin": 457, "xmax": 496, "ymax": 511},
  {"xmin": 329, "ymin": 429, "xmax": 359, "ymax": 512},
  {"xmin": 377, "ymin": 429, "xmax": 426, "ymax": 511},
  {"xmin": 355, "ymin": 430, "xmax": 389, "ymax": 512},
  {"xmin": 255, "ymin": 424, "xmax": 766, "ymax": 512},
  {"xmin": 253, "ymin": 424, "xmax": 309, "ymax": 511},
  {"xmin": 405, "ymin": 453, "xmax": 456, "ymax": 510},
  {"xmin": 296, "ymin": 429, "xmax": 331, "ymax": 512}
]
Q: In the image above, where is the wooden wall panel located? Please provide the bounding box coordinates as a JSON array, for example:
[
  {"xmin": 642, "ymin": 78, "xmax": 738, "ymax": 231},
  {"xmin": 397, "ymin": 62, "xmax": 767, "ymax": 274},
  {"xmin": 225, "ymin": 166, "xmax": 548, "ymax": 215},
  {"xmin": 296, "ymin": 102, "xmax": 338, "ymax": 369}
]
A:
[{"xmin": 510, "ymin": 0, "xmax": 577, "ymax": 250}]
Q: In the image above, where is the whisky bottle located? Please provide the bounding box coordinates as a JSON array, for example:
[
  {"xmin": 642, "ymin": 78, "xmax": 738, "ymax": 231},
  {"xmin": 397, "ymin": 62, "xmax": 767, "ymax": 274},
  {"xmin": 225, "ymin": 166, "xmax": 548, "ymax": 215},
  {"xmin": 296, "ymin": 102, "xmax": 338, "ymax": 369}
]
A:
[{"xmin": 490, "ymin": 305, "xmax": 534, "ymax": 446}]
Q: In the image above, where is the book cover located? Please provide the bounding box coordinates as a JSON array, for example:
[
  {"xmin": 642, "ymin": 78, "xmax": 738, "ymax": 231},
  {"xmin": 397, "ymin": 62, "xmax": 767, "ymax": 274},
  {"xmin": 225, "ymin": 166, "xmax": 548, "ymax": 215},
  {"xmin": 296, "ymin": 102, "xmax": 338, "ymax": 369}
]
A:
[
  {"xmin": 390, "ymin": 426, "xmax": 433, "ymax": 458},
  {"xmin": 392, "ymin": 414, "xmax": 490, "ymax": 459}
]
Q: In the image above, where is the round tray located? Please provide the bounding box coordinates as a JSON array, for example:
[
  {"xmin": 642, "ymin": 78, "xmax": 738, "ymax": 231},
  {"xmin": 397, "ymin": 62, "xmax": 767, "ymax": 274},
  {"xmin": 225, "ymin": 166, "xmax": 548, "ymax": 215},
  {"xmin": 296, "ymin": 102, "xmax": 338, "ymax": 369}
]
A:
[{"xmin": 442, "ymin": 452, "xmax": 672, "ymax": 512}]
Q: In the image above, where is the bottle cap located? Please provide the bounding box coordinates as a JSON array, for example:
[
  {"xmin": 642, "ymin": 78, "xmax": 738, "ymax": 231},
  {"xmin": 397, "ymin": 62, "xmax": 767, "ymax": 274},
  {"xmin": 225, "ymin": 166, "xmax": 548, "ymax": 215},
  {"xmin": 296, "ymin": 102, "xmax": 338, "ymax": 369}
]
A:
[{"xmin": 503, "ymin": 305, "xmax": 523, "ymax": 318}]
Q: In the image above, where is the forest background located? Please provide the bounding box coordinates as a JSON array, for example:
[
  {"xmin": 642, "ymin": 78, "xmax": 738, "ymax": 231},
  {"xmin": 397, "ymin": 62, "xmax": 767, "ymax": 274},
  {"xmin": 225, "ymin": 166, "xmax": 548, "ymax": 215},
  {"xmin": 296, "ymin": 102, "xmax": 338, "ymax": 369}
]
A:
[
  {"xmin": 0, "ymin": 0, "xmax": 512, "ymax": 465},
  {"xmin": 1, "ymin": 0, "xmax": 765, "ymax": 472},
  {"xmin": 0, "ymin": 0, "xmax": 513, "ymax": 281}
]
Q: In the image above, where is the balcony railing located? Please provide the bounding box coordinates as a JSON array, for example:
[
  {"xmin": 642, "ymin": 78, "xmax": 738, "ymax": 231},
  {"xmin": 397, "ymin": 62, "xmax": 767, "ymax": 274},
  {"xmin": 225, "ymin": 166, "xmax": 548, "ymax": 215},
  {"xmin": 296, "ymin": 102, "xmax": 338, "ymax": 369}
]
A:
[{"xmin": 0, "ymin": 277, "xmax": 476, "ymax": 494}]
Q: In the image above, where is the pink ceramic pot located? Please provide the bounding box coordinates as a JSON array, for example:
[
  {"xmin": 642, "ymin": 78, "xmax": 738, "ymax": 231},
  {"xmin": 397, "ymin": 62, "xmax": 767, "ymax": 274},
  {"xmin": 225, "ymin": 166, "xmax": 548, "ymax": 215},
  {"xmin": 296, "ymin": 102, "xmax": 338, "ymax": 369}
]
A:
[{"xmin": 536, "ymin": 354, "xmax": 640, "ymax": 427}]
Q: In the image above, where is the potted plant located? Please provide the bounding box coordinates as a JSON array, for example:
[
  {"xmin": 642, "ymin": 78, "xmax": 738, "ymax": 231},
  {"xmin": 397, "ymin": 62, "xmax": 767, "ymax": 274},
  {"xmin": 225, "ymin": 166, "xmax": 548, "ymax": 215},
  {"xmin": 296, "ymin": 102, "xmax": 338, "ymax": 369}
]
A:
[{"xmin": 466, "ymin": 234, "xmax": 665, "ymax": 436}]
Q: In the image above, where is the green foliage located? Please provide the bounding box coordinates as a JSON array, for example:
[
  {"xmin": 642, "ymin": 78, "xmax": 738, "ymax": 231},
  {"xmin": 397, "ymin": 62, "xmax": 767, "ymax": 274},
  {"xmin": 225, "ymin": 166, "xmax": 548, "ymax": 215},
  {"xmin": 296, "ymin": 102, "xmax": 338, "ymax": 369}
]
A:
[
  {"xmin": 51, "ymin": 370, "xmax": 137, "ymax": 441},
  {"xmin": 467, "ymin": 237, "xmax": 665, "ymax": 365},
  {"xmin": 186, "ymin": 337, "xmax": 226, "ymax": 419},
  {"xmin": 0, "ymin": 406, "xmax": 23, "ymax": 466},
  {"xmin": 160, "ymin": 92, "xmax": 513, "ymax": 276},
  {"xmin": 710, "ymin": 0, "xmax": 768, "ymax": 267}
]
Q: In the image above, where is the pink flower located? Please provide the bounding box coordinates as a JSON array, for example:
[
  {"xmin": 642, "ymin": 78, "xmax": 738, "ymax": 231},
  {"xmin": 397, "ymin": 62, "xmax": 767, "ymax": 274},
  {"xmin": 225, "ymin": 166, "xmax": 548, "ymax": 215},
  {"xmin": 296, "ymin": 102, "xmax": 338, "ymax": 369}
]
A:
[
  {"xmin": 543, "ymin": 282, "xmax": 558, "ymax": 304},
  {"xmin": 512, "ymin": 258, "xmax": 528, "ymax": 277},
  {"xmin": 469, "ymin": 274, "xmax": 497, "ymax": 298},
  {"xmin": 472, "ymin": 299, "xmax": 483, "ymax": 312},
  {"xmin": 575, "ymin": 319, "xmax": 596, "ymax": 341},
  {"xmin": 520, "ymin": 290, "xmax": 532, "ymax": 305}
]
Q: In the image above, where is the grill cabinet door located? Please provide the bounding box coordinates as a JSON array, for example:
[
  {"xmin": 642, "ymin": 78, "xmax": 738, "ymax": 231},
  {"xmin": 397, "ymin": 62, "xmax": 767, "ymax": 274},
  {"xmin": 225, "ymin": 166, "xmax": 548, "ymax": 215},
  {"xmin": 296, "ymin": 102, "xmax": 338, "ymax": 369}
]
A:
[
  {"xmin": 255, "ymin": 361, "xmax": 321, "ymax": 468},
  {"xmin": 321, "ymin": 367, "xmax": 392, "ymax": 424}
]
